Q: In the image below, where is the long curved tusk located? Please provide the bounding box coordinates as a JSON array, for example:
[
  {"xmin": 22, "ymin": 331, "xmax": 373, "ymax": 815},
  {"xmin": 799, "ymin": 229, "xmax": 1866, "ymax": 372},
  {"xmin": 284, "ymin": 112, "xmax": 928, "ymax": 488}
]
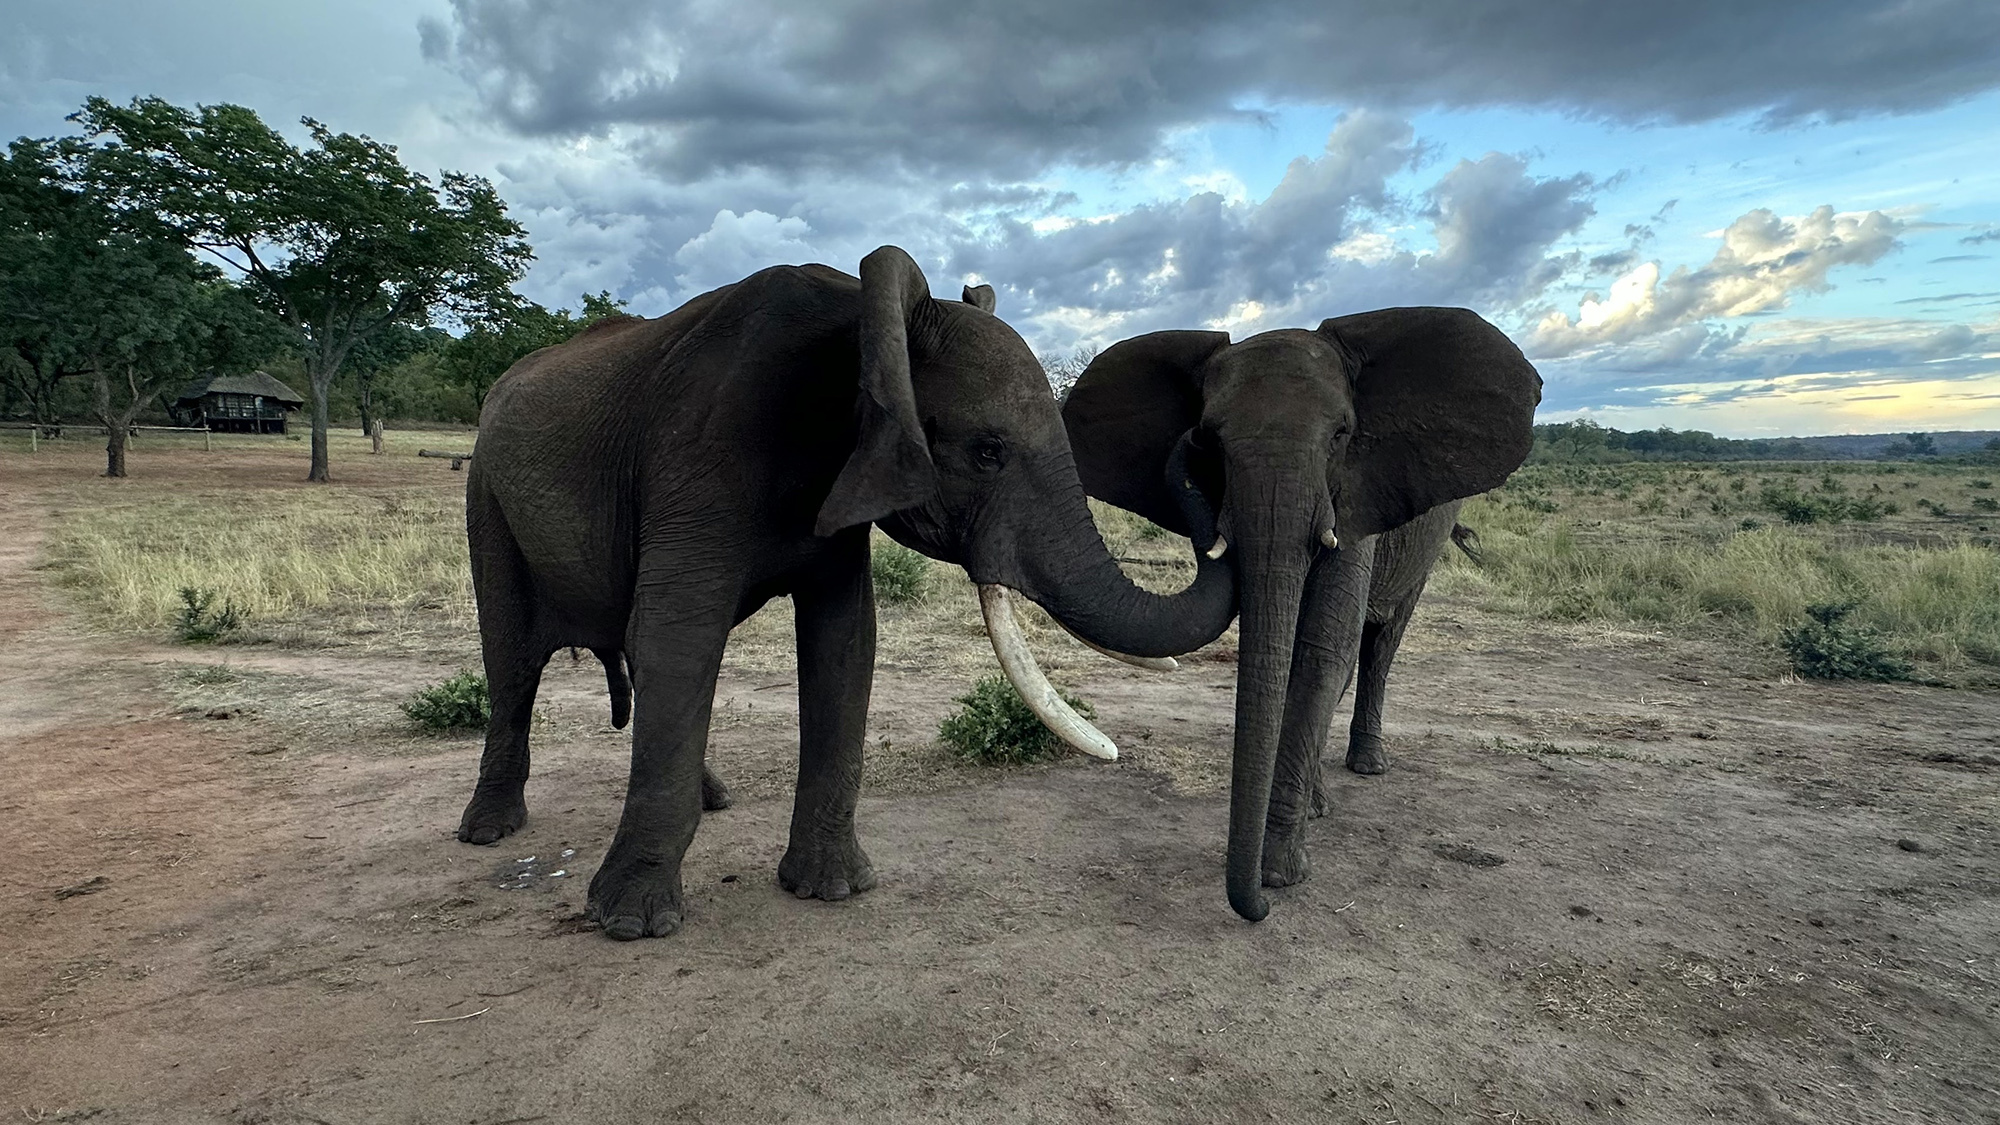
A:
[
  {"xmin": 1055, "ymin": 619, "xmax": 1180, "ymax": 672},
  {"xmin": 977, "ymin": 585, "xmax": 1119, "ymax": 761},
  {"xmin": 1205, "ymin": 535, "xmax": 1229, "ymax": 560}
]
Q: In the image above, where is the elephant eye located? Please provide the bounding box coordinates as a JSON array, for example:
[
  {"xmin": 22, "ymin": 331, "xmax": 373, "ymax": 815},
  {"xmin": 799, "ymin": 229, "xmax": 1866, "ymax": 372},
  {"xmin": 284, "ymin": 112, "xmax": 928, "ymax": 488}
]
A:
[{"xmin": 971, "ymin": 436, "xmax": 1007, "ymax": 471}]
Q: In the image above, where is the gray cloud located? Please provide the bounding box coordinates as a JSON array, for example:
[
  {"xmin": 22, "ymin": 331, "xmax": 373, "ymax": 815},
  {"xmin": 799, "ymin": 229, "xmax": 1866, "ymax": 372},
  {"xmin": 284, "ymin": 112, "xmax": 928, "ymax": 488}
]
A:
[
  {"xmin": 424, "ymin": 0, "xmax": 2000, "ymax": 182},
  {"xmin": 943, "ymin": 115, "xmax": 1596, "ymax": 343}
]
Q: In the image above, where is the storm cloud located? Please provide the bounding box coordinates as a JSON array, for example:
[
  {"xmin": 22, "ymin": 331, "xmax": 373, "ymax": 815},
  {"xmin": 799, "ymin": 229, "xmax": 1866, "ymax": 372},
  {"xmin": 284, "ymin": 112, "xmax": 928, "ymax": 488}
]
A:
[{"xmin": 424, "ymin": 0, "xmax": 2000, "ymax": 181}]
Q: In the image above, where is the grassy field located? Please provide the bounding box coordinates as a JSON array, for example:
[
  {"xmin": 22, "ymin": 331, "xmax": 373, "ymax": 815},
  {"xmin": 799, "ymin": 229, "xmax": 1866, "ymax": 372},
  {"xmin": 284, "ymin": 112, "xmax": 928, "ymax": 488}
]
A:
[
  {"xmin": 30, "ymin": 431, "xmax": 2000, "ymax": 683},
  {"xmin": 1437, "ymin": 460, "xmax": 2000, "ymax": 680}
]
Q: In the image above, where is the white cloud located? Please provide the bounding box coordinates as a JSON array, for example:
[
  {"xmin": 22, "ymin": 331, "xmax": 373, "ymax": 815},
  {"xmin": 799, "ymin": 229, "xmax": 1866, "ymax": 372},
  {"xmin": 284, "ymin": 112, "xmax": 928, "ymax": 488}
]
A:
[
  {"xmin": 1530, "ymin": 206, "xmax": 1905, "ymax": 358},
  {"xmin": 672, "ymin": 209, "xmax": 819, "ymax": 292}
]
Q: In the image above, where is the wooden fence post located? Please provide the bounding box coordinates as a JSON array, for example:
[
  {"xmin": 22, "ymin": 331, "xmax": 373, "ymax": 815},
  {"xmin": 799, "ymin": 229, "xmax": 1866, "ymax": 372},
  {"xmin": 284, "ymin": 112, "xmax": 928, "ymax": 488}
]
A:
[
  {"xmin": 204, "ymin": 425, "xmax": 212, "ymax": 453},
  {"xmin": 29, "ymin": 427, "xmax": 37, "ymax": 454},
  {"xmin": 370, "ymin": 418, "xmax": 384, "ymax": 455}
]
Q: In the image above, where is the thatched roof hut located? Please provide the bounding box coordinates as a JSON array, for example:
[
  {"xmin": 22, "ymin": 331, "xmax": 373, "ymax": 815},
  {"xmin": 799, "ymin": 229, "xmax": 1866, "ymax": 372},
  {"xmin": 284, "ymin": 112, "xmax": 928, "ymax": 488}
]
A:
[{"xmin": 169, "ymin": 372, "xmax": 306, "ymax": 433}]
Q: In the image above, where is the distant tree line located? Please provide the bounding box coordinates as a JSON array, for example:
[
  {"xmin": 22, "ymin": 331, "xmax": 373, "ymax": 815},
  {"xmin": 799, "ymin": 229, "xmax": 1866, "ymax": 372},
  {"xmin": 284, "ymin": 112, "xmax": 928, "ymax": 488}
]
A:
[
  {"xmin": 0, "ymin": 95, "xmax": 628, "ymax": 479},
  {"xmin": 1532, "ymin": 420, "xmax": 2000, "ymax": 464}
]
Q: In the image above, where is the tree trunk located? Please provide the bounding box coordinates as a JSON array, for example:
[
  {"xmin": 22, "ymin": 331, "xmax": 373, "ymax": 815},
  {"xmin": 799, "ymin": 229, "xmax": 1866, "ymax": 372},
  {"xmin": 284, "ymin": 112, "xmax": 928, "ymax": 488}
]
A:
[
  {"xmin": 357, "ymin": 372, "xmax": 374, "ymax": 436},
  {"xmin": 308, "ymin": 365, "xmax": 333, "ymax": 483},
  {"xmin": 104, "ymin": 426, "xmax": 128, "ymax": 478}
]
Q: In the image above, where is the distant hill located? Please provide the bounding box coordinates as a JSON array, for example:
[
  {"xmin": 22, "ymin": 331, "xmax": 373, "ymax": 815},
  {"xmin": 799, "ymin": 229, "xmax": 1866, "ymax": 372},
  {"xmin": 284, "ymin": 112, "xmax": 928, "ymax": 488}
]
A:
[{"xmin": 1532, "ymin": 422, "xmax": 2000, "ymax": 463}]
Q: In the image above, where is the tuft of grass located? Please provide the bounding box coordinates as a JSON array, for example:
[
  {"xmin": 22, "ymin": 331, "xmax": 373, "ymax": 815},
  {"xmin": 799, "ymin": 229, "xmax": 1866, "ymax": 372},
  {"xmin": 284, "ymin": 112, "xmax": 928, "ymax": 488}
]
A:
[
  {"xmin": 871, "ymin": 540, "xmax": 934, "ymax": 604},
  {"xmin": 937, "ymin": 675, "xmax": 1094, "ymax": 765},
  {"xmin": 1781, "ymin": 603, "xmax": 1914, "ymax": 682},
  {"xmin": 401, "ymin": 670, "xmax": 491, "ymax": 732},
  {"xmin": 173, "ymin": 586, "xmax": 242, "ymax": 643}
]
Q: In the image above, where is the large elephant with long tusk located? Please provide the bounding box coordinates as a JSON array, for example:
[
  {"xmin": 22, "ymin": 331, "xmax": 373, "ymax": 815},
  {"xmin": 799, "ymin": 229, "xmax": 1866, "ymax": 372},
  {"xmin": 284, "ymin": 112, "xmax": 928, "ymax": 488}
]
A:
[{"xmin": 457, "ymin": 246, "xmax": 1235, "ymax": 940}]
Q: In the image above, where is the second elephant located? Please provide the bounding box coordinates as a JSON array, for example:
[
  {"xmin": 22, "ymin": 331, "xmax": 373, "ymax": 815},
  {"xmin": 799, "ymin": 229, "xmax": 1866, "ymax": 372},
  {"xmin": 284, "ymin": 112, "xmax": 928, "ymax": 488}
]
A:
[{"xmin": 1063, "ymin": 308, "xmax": 1540, "ymax": 923}]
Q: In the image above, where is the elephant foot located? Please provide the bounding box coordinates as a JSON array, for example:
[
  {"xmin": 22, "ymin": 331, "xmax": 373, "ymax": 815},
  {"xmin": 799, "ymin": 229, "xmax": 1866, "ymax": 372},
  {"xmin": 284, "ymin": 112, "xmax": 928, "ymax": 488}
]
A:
[
  {"xmin": 456, "ymin": 784, "xmax": 526, "ymax": 845},
  {"xmin": 1346, "ymin": 734, "xmax": 1389, "ymax": 776},
  {"xmin": 587, "ymin": 855, "xmax": 685, "ymax": 941},
  {"xmin": 701, "ymin": 766, "xmax": 734, "ymax": 811},
  {"xmin": 1261, "ymin": 823, "xmax": 1311, "ymax": 888},
  {"xmin": 777, "ymin": 834, "xmax": 877, "ymax": 902}
]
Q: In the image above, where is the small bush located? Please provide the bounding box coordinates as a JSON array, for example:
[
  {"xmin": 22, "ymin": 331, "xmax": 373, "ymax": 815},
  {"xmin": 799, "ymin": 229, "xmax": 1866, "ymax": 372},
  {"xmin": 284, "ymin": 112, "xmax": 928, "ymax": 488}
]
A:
[
  {"xmin": 1974, "ymin": 497, "xmax": 1999, "ymax": 513},
  {"xmin": 1973, "ymin": 479, "xmax": 1993, "ymax": 490},
  {"xmin": 871, "ymin": 540, "xmax": 933, "ymax": 604},
  {"xmin": 1136, "ymin": 519, "xmax": 1169, "ymax": 540},
  {"xmin": 402, "ymin": 671, "xmax": 491, "ymax": 731},
  {"xmin": 174, "ymin": 586, "xmax": 242, "ymax": 643},
  {"xmin": 1760, "ymin": 485, "xmax": 1889, "ymax": 524},
  {"xmin": 938, "ymin": 675, "xmax": 1093, "ymax": 765},
  {"xmin": 1781, "ymin": 603, "xmax": 1913, "ymax": 682}
]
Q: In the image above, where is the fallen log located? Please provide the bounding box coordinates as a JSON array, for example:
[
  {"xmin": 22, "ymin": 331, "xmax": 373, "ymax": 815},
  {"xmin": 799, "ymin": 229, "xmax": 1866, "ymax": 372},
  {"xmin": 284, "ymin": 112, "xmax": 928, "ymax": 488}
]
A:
[{"xmin": 418, "ymin": 449, "xmax": 476, "ymax": 470}]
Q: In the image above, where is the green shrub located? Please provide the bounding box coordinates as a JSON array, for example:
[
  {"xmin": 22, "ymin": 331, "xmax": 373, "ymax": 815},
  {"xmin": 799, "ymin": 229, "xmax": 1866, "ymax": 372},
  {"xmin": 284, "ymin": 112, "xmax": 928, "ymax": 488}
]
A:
[
  {"xmin": 402, "ymin": 670, "xmax": 491, "ymax": 731},
  {"xmin": 1781, "ymin": 603, "xmax": 1913, "ymax": 682},
  {"xmin": 1760, "ymin": 485, "xmax": 1889, "ymax": 523},
  {"xmin": 871, "ymin": 540, "xmax": 933, "ymax": 604},
  {"xmin": 173, "ymin": 586, "xmax": 242, "ymax": 643},
  {"xmin": 1136, "ymin": 519, "xmax": 1169, "ymax": 540},
  {"xmin": 938, "ymin": 675, "xmax": 1093, "ymax": 765},
  {"xmin": 1973, "ymin": 497, "xmax": 1999, "ymax": 513}
]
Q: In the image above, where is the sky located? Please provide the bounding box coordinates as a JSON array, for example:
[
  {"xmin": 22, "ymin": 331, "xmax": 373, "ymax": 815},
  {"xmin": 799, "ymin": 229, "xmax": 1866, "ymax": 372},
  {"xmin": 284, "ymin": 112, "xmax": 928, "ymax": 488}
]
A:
[{"xmin": 4, "ymin": 0, "xmax": 1998, "ymax": 437}]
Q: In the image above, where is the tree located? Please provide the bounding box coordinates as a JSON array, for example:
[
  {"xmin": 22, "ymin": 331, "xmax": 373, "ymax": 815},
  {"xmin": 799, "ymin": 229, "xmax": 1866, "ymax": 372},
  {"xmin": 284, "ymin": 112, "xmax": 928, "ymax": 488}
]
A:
[
  {"xmin": 69, "ymin": 97, "xmax": 531, "ymax": 481},
  {"xmin": 0, "ymin": 139, "xmax": 97, "ymax": 428},
  {"xmin": 1038, "ymin": 342, "xmax": 1099, "ymax": 403},
  {"xmin": 0, "ymin": 137, "xmax": 283, "ymax": 475}
]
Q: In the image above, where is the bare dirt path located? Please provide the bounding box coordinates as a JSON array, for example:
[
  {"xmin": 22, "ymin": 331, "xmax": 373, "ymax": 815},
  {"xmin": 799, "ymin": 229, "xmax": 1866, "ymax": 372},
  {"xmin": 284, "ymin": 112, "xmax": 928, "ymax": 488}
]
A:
[{"xmin": 3, "ymin": 446, "xmax": 1997, "ymax": 1124}]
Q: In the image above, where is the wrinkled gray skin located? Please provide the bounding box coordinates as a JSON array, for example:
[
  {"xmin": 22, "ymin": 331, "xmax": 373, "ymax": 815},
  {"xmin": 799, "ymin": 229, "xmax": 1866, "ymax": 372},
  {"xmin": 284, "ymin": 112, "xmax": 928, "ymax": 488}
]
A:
[
  {"xmin": 1062, "ymin": 309, "xmax": 1540, "ymax": 922},
  {"xmin": 460, "ymin": 247, "xmax": 1235, "ymax": 940}
]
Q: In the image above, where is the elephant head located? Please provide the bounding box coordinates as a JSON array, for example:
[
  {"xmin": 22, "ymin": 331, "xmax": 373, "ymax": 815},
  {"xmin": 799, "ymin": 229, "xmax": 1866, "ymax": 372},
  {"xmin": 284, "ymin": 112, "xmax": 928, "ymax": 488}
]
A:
[
  {"xmin": 818, "ymin": 247, "xmax": 1239, "ymax": 755},
  {"xmin": 1061, "ymin": 308, "xmax": 1541, "ymax": 918}
]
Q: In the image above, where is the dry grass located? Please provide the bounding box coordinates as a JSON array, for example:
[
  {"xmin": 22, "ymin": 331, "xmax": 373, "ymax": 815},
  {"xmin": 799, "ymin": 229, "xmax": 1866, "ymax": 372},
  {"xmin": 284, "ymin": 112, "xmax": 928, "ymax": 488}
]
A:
[
  {"xmin": 1435, "ymin": 461, "xmax": 2000, "ymax": 677},
  {"xmin": 44, "ymin": 486, "xmax": 474, "ymax": 639}
]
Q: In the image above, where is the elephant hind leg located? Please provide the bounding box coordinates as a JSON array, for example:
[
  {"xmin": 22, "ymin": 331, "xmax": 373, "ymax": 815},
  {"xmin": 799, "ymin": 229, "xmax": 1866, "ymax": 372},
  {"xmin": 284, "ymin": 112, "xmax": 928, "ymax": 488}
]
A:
[
  {"xmin": 1344, "ymin": 590, "xmax": 1423, "ymax": 776},
  {"xmin": 459, "ymin": 501, "xmax": 554, "ymax": 845}
]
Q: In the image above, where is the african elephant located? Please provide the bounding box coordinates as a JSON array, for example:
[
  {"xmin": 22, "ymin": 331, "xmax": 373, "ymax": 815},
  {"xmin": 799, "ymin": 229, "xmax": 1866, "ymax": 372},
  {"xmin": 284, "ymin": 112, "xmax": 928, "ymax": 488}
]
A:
[
  {"xmin": 1062, "ymin": 308, "xmax": 1540, "ymax": 922},
  {"xmin": 459, "ymin": 246, "xmax": 1235, "ymax": 940}
]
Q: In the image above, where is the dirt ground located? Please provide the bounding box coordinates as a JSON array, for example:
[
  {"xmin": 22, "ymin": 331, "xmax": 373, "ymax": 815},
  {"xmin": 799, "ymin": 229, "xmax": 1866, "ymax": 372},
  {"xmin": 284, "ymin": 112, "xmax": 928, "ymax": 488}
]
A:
[{"xmin": 3, "ymin": 439, "xmax": 1997, "ymax": 1124}]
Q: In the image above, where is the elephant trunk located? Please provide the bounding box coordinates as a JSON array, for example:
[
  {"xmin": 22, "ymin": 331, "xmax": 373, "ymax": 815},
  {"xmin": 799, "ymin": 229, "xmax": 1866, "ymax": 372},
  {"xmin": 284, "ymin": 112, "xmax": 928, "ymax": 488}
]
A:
[
  {"xmin": 1002, "ymin": 458, "xmax": 1238, "ymax": 662},
  {"xmin": 1220, "ymin": 456, "xmax": 1324, "ymax": 922}
]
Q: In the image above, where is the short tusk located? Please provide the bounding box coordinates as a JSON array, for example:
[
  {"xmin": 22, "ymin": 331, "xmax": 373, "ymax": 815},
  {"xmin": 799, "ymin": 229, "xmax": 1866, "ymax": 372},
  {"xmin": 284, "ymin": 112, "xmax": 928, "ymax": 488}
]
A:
[
  {"xmin": 977, "ymin": 586, "xmax": 1118, "ymax": 761},
  {"xmin": 1205, "ymin": 535, "xmax": 1229, "ymax": 560},
  {"xmin": 1320, "ymin": 528, "xmax": 1339, "ymax": 549},
  {"xmin": 1055, "ymin": 619, "xmax": 1179, "ymax": 672}
]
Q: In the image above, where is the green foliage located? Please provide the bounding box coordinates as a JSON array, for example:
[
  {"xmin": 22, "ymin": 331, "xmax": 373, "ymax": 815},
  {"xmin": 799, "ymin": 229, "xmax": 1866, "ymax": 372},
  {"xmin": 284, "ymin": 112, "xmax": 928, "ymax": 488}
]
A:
[
  {"xmin": 1974, "ymin": 497, "xmax": 1999, "ymax": 513},
  {"xmin": 69, "ymin": 96, "xmax": 534, "ymax": 479},
  {"xmin": 401, "ymin": 670, "xmax": 491, "ymax": 732},
  {"xmin": 433, "ymin": 292, "xmax": 627, "ymax": 410},
  {"xmin": 173, "ymin": 586, "xmax": 241, "ymax": 643},
  {"xmin": 1781, "ymin": 603, "xmax": 1913, "ymax": 682},
  {"xmin": 1136, "ymin": 519, "xmax": 1169, "ymax": 540},
  {"xmin": 870, "ymin": 540, "xmax": 933, "ymax": 604},
  {"xmin": 938, "ymin": 676, "xmax": 1094, "ymax": 765}
]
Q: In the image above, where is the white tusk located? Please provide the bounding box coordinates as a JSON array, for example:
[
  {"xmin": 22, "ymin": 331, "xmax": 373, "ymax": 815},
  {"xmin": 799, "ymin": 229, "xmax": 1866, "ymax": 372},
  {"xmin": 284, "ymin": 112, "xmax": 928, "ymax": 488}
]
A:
[
  {"xmin": 1205, "ymin": 535, "xmax": 1229, "ymax": 560},
  {"xmin": 1320, "ymin": 528, "xmax": 1339, "ymax": 549},
  {"xmin": 977, "ymin": 585, "xmax": 1119, "ymax": 760},
  {"xmin": 1055, "ymin": 619, "xmax": 1179, "ymax": 672}
]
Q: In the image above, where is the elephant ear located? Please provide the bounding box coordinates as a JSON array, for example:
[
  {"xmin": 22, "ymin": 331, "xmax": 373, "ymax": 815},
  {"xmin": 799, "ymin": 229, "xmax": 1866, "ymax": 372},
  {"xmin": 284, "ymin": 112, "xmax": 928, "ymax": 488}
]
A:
[
  {"xmin": 1060, "ymin": 330, "xmax": 1230, "ymax": 537},
  {"xmin": 815, "ymin": 246, "xmax": 940, "ymax": 536},
  {"xmin": 1321, "ymin": 307, "xmax": 1543, "ymax": 539},
  {"xmin": 961, "ymin": 283, "xmax": 996, "ymax": 312}
]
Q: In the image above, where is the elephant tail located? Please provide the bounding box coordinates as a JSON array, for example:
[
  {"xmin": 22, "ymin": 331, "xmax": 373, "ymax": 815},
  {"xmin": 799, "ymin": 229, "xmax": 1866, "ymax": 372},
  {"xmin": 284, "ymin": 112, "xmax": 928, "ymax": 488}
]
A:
[
  {"xmin": 1449, "ymin": 523, "xmax": 1483, "ymax": 566},
  {"xmin": 593, "ymin": 647, "xmax": 632, "ymax": 729}
]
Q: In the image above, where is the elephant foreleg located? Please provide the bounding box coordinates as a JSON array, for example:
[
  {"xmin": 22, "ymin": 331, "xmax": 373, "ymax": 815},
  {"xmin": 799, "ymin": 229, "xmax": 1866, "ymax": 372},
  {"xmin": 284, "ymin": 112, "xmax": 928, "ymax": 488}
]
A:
[
  {"xmin": 587, "ymin": 569, "xmax": 734, "ymax": 941},
  {"xmin": 777, "ymin": 528, "xmax": 878, "ymax": 901},
  {"xmin": 1261, "ymin": 540, "xmax": 1373, "ymax": 888}
]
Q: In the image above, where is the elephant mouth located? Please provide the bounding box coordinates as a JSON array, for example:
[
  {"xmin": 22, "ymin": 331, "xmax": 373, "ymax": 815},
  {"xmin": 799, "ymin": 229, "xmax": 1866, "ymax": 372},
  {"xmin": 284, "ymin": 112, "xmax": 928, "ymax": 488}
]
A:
[{"xmin": 976, "ymin": 585, "xmax": 1176, "ymax": 761}]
